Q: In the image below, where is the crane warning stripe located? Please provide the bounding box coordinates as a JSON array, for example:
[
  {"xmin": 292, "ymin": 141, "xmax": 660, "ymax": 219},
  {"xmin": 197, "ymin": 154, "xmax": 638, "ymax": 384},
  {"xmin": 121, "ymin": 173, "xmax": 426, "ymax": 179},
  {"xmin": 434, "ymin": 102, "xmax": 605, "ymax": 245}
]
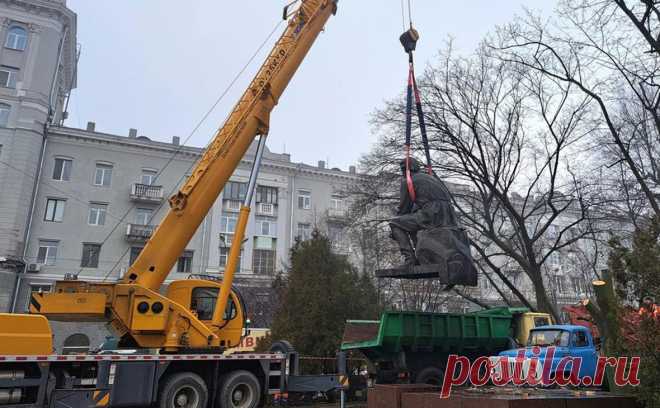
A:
[{"xmin": 0, "ymin": 353, "xmax": 285, "ymax": 362}]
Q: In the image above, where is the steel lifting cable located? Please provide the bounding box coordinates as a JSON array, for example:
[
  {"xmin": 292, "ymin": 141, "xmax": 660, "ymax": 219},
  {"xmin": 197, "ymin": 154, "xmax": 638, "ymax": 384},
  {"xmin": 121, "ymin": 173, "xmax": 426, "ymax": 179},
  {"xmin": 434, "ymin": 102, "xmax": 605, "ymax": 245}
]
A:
[{"xmin": 399, "ymin": 5, "xmax": 432, "ymax": 204}]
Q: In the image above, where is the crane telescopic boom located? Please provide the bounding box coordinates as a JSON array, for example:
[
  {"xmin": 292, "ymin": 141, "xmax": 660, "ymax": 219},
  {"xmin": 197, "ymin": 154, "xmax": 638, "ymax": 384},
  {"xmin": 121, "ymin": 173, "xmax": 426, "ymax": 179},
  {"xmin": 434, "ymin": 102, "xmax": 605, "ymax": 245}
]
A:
[{"xmin": 127, "ymin": 0, "xmax": 338, "ymax": 291}]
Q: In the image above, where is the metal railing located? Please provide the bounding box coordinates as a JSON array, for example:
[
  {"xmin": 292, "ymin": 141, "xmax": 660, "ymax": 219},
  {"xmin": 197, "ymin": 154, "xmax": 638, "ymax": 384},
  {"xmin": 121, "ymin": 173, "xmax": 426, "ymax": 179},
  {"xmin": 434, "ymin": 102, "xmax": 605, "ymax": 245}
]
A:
[
  {"xmin": 126, "ymin": 223, "xmax": 155, "ymax": 240},
  {"xmin": 328, "ymin": 208, "xmax": 348, "ymax": 218},
  {"xmin": 130, "ymin": 183, "xmax": 163, "ymax": 201},
  {"xmin": 256, "ymin": 202, "xmax": 275, "ymax": 216}
]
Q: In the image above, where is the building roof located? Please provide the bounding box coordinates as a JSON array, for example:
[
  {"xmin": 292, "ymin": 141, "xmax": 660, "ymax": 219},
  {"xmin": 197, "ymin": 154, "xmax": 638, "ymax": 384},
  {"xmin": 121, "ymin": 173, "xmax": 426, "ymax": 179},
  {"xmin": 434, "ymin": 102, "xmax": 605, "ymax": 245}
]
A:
[{"xmin": 49, "ymin": 125, "xmax": 362, "ymax": 181}]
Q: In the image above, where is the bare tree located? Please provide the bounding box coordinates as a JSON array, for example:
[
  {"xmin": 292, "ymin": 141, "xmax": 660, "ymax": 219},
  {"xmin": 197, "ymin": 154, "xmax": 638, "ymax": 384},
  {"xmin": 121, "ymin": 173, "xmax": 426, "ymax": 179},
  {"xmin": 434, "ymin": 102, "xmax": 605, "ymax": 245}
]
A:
[
  {"xmin": 365, "ymin": 44, "xmax": 604, "ymax": 322},
  {"xmin": 493, "ymin": 1, "xmax": 660, "ymax": 219}
]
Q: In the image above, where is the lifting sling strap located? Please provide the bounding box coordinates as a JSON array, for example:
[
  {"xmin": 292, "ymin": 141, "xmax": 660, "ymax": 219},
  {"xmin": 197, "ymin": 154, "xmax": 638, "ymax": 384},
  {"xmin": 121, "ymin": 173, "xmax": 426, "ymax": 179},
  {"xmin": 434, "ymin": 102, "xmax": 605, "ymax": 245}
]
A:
[{"xmin": 400, "ymin": 27, "xmax": 432, "ymax": 203}]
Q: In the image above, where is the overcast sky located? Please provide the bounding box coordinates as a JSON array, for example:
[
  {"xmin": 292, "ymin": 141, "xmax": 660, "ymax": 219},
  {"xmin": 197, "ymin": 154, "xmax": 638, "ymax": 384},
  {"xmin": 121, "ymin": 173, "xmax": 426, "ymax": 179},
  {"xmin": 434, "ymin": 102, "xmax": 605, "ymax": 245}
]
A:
[{"xmin": 65, "ymin": 0, "xmax": 555, "ymax": 171}]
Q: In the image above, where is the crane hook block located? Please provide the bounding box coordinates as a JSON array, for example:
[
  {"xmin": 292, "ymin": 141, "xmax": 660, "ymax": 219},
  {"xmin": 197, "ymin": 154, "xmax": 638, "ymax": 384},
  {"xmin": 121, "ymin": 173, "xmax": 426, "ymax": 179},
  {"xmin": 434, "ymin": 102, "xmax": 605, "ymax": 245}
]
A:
[{"xmin": 400, "ymin": 27, "xmax": 419, "ymax": 54}]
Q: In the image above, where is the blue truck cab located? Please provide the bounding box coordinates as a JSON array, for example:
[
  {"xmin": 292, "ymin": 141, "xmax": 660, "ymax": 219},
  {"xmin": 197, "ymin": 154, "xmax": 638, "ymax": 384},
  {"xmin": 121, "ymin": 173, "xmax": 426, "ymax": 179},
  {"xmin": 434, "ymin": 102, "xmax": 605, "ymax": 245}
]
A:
[{"xmin": 497, "ymin": 325, "xmax": 598, "ymax": 383}]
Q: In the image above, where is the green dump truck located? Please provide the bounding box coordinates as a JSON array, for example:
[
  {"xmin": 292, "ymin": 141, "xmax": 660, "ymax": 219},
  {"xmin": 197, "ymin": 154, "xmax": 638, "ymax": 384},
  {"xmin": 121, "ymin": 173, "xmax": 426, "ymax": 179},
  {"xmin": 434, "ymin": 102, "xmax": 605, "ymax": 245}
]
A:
[{"xmin": 341, "ymin": 307, "xmax": 552, "ymax": 385}]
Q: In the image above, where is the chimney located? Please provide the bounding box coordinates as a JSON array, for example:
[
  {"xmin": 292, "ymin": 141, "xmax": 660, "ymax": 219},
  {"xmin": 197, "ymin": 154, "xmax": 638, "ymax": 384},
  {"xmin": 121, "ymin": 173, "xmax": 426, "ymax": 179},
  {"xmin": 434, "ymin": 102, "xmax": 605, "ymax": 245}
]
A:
[
  {"xmin": 318, "ymin": 160, "xmax": 326, "ymax": 169},
  {"xmin": 86, "ymin": 121, "xmax": 96, "ymax": 132},
  {"xmin": 128, "ymin": 128, "xmax": 137, "ymax": 138},
  {"xmin": 172, "ymin": 136, "xmax": 180, "ymax": 146},
  {"xmin": 349, "ymin": 165, "xmax": 356, "ymax": 174}
]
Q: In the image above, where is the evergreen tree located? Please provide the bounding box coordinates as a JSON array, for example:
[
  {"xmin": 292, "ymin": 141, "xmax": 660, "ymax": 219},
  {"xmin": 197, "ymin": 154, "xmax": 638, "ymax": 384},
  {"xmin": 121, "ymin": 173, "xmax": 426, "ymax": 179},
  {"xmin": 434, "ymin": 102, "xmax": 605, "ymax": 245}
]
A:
[
  {"xmin": 605, "ymin": 218, "xmax": 660, "ymax": 407},
  {"xmin": 267, "ymin": 230, "xmax": 381, "ymax": 357}
]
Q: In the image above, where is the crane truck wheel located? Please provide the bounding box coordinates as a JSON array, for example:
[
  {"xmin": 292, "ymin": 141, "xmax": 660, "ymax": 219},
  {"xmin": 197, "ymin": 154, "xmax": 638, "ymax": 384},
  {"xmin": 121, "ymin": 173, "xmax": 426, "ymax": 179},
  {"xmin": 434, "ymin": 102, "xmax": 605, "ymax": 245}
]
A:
[
  {"xmin": 415, "ymin": 366, "xmax": 444, "ymax": 386},
  {"xmin": 158, "ymin": 372, "xmax": 208, "ymax": 408},
  {"xmin": 217, "ymin": 370, "xmax": 261, "ymax": 408}
]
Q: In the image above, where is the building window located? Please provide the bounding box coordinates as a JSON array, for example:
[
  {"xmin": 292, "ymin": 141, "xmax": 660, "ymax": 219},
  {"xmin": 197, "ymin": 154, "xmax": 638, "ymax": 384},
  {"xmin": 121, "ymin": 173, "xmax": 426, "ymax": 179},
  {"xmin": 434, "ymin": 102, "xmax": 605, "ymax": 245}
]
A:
[
  {"xmin": 223, "ymin": 199, "xmax": 241, "ymax": 212},
  {"xmin": 330, "ymin": 194, "xmax": 344, "ymax": 210},
  {"xmin": 81, "ymin": 243, "xmax": 101, "ymax": 268},
  {"xmin": 135, "ymin": 208, "xmax": 153, "ymax": 225},
  {"xmin": 256, "ymin": 185, "xmax": 278, "ymax": 205},
  {"xmin": 328, "ymin": 224, "xmax": 345, "ymax": 243},
  {"xmin": 52, "ymin": 158, "xmax": 72, "ymax": 181},
  {"xmin": 0, "ymin": 67, "xmax": 18, "ymax": 88},
  {"xmin": 255, "ymin": 217, "xmax": 277, "ymax": 237},
  {"xmin": 0, "ymin": 103, "xmax": 10, "ymax": 127},
  {"xmin": 297, "ymin": 190, "xmax": 311, "ymax": 210},
  {"xmin": 44, "ymin": 198, "xmax": 65, "ymax": 222},
  {"xmin": 220, "ymin": 214, "xmax": 238, "ymax": 234},
  {"xmin": 36, "ymin": 240, "xmax": 58, "ymax": 265},
  {"xmin": 253, "ymin": 249, "xmax": 276, "ymax": 275},
  {"xmin": 5, "ymin": 26, "xmax": 27, "ymax": 51},
  {"xmin": 94, "ymin": 163, "xmax": 113, "ymax": 186},
  {"xmin": 297, "ymin": 223, "xmax": 311, "ymax": 241},
  {"xmin": 219, "ymin": 248, "xmax": 242, "ymax": 272},
  {"xmin": 177, "ymin": 250, "xmax": 194, "ymax": 273},
  {"xmin": 219, "ymin": 234, "xmax": 241, "ymax": 272},
  {"xmin": 88, "ymin": 203, "xmax": 108, "ymax": 226},
  {"xmin": 141, "ymin": 169, "xmax": 157, "ymax": 185},
  {"xmin": 223, "ymin": 181, "xmax": 247, "ymax": 201},
  {"xmin": 129, "ymin": 246, "xmax": 143, "ymax": 265}
]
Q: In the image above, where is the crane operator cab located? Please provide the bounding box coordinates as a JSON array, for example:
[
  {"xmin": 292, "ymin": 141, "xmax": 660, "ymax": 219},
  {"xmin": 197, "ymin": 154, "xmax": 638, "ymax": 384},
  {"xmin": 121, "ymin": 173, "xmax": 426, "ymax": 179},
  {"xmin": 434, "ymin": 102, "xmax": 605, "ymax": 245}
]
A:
[{"xmin": 165, "ymin": 279, "xmax": 246, "ymax": 350}]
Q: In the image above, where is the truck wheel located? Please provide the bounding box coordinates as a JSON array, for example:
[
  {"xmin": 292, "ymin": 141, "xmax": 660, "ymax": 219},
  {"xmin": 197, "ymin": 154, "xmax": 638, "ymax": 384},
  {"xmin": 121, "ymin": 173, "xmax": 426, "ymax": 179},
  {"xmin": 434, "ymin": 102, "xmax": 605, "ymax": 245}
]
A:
[
  {"xmin": 158, "ymin": 372, "xmax": 208, "ymax": 408},
  {"xmin": 415, "ymin": 366, "xmax": 444, "ymax": 386},
  {"xmin": 218, "ymin": 370, "xmax": 261, "ymax": 408}
]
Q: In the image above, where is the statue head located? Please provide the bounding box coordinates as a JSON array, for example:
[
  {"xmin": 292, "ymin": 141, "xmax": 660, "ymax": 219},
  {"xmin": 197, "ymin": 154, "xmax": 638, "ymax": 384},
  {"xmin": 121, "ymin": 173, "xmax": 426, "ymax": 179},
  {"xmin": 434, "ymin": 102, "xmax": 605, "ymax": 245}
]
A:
[{"xmin": 399, "ymin": 157, "xmax": 422, "ymax": 175}]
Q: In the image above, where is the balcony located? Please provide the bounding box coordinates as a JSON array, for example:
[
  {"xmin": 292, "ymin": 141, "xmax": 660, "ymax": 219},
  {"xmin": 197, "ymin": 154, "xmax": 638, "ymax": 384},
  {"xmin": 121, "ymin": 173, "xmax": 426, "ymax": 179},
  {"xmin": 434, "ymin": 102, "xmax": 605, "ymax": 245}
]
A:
[
  {"xmin": 126, "ymin": 223, "xmax": 155, "ymax": 242},
  {"xmin": 223, "ymin": 199, "xmax": 242, "ymax": 212},
  {"xmin": 130, "ymin": 183, "xmax": 163, "ymax": 203},
  {"xmin": 256, "ymin": 202, "xmax": 276, "ymax": 216},
  {"xmin": 327, "ymin": 208, "xmax": 349, "ymax": 223}
]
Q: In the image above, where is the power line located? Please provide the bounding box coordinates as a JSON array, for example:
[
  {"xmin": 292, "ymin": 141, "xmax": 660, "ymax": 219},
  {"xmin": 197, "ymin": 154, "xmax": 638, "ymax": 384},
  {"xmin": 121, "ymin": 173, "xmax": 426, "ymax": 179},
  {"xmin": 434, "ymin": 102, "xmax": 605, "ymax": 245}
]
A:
[{"xmin": 99, "ymin": 18, "xmax": 285, "ymax": 281}]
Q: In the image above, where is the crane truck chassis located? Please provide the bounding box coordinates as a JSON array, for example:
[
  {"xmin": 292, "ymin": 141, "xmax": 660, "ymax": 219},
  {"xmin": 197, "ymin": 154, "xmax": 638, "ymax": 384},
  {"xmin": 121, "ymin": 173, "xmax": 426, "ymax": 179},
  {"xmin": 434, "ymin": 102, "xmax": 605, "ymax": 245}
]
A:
[{"xmin": 0, "ymin": 348, "xmax": 342, "ymax": 407}]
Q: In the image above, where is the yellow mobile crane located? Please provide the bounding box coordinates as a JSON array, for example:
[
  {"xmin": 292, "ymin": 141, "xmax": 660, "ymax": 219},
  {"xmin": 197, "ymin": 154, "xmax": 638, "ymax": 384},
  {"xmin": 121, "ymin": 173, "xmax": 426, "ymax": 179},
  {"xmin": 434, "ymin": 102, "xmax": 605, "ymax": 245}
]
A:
[
  {"xmin": 25, "ymin": 0, "xmax": 336, "ymax": 352},
  {"xmin": 0, "ymin": 1, "xmax": 341, "ymax": 407}
]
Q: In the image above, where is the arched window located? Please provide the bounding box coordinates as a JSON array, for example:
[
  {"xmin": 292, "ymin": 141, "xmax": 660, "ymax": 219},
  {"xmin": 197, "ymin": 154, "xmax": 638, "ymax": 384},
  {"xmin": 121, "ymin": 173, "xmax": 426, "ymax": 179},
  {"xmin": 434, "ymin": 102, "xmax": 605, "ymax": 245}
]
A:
[
  {"xmin": 0, "ymin": 103, "xmax": 10, "ymax": 127},
  {"xmin": 62, "ymin": 333, "xmax": 90, "ymax": 355},
  {"xmin": 5, "ymin": 26, "xmax": 27, "ymax": 51}
]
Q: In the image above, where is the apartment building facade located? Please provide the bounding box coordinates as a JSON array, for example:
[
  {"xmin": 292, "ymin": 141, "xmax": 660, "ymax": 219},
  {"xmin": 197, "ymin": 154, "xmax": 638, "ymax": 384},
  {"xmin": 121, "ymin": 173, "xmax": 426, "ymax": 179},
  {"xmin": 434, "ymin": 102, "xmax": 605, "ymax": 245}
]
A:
[
  {"xmin": 10, "ymin": 124, "xmax": 360, "ymax": 312},
  {"xmin": 0, "ymin": 0, "xmax": 76, "ymax": 310}
]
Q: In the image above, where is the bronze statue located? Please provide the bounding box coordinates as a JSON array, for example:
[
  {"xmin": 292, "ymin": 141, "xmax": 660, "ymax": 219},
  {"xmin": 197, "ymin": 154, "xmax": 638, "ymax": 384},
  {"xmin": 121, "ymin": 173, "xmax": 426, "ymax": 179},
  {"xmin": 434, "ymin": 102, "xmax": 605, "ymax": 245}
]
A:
[{"xmin": 386, "ymin": 158, "xmax": 477, "ymax": 286}]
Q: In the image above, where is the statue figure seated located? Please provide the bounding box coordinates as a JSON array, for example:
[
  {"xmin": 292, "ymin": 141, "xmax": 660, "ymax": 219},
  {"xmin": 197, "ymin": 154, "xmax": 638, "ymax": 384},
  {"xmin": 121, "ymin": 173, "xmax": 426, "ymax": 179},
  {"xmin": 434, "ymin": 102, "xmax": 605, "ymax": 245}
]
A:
[{"xmin": 388, "ymin": 158, "xmax": 477, "ymax": 286}]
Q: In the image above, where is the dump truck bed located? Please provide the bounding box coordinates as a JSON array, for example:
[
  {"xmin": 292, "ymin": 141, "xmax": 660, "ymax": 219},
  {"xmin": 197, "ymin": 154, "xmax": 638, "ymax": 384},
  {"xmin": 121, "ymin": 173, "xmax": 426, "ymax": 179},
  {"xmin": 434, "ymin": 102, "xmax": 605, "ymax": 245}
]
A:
[{"xmin": 342, "ymin": 309, "xmax": 518, "ymax": 355}]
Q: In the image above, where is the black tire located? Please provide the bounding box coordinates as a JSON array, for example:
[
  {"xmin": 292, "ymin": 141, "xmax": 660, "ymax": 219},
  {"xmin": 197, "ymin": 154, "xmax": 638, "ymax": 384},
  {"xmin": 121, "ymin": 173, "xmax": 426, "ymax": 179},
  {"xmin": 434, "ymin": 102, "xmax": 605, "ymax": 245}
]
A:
[
  {"xmin": 325, "ymin": 389, "xmax": 338, "ymax": 403},
  {"xmin": 415, "ymin": 366, "xmax": 444, "ymax": 386},
  {"xmin": 218, "ymin": 370, "xmax": 261, "ymax": 408},
  {"xmin": 269, "ymin": 340, "xmax": 295, "ymax": 354},
  {"xmin": 158, "ymin": 372, "xmax": 208, "ymax": 408}
]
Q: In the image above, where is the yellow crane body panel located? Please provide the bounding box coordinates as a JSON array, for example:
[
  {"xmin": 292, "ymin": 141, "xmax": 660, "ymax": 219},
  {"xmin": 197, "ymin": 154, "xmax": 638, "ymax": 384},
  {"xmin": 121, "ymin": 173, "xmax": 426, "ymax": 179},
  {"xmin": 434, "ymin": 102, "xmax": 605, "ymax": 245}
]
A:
[
  {"xmin": 29, "ymin": 291, "xmax": 107, "ymax": 320},
  {"xmin": 0, "ymin": 313, "xmax": 53, "ymax": 355}
]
